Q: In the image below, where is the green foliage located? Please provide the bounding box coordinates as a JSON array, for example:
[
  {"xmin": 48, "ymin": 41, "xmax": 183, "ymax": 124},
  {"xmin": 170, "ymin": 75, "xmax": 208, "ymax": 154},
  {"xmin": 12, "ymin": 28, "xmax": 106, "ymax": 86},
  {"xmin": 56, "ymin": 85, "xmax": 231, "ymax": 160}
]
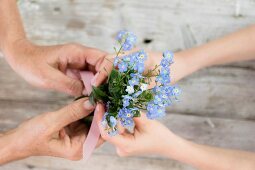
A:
[
  {"xmin": 89, "ymin": 85, "xmax": 109, "ymax": 105},
  {"xmin": 108, "ymin": 69, "xmax": 126, "ymax": 98},
  {"xmin": 139, "ymin": 90, "xmax": 154, "ymax": 102}
]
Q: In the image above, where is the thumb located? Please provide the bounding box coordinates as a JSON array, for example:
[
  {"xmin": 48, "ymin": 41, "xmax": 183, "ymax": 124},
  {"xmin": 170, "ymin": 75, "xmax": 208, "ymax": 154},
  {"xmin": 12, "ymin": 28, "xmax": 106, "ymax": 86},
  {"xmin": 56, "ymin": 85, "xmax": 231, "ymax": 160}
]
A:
[
  {"xmin": 95, "ymin": 103, "xmax": 129, "ymax": 146},
  {"xmin": 133, "ymin": 112, "xmax": 148, "ymax": 130},
  {"xmin": 91, "ymin": 56, "xmax": 114, "ymax": 87},
  {"xmin": 46, "ymin": 66, "xmax": 83, "ymax": 96},
  {"xmin": 47, "ymin": 99, "xmax": 95, "ymax": 132}
]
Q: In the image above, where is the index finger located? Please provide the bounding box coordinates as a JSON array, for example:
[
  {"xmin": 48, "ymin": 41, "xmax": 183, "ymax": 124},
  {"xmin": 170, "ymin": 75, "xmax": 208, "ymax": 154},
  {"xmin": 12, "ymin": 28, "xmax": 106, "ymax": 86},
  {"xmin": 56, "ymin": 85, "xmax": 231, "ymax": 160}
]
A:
[{"xmin": 47, "ymin": 99, "xmax": 95, "ymax": 132}]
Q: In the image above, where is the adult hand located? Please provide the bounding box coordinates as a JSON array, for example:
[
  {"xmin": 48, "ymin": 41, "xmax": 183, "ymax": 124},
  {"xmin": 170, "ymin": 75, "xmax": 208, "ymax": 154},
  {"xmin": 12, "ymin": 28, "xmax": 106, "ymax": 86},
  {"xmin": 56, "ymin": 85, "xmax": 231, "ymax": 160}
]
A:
[
  {"xmin": 3, "ymin": 39, "xmax": 107, "ymax": 96},
  {"xmin": 0, "ymin": 99, "xmax": 103, "ymax": 164}
]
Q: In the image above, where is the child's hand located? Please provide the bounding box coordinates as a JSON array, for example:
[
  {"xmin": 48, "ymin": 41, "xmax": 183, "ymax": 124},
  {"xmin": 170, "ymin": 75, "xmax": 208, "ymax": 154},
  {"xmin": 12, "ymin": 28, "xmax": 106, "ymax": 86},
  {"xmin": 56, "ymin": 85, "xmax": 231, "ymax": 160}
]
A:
[
  {"xmin": 91, "ymin": 50, "xmax": 188, "ymax": 88},
  {"xmin": 95, "ymin": 103, "xmax": 181, "ymax": 157}
]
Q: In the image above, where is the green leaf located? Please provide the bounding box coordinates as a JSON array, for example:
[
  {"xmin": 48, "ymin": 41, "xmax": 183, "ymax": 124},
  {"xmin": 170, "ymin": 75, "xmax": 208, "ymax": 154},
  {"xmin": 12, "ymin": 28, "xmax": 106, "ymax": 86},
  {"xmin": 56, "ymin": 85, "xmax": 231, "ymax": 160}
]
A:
[
  {"xmin": 133, "ymin": 110, "xmax": 141, "ymax": 117},
  {"xmin": 109, "ymin": 69, "xmax": 119, "ymax": 83},
  {"xmin": 89, "ymin": 93, "xmax": 96, "ymax": 105},
  {"xmin": 139, "ymin": 90, "xmax": 154, "ymax": 102},
  {"xmin": 91, "ymin": 86, "xmax": 108, "ymax": 102},
  {"xmin": 108, "ymin": 69, "xmax": 125, "ymax": 98}
]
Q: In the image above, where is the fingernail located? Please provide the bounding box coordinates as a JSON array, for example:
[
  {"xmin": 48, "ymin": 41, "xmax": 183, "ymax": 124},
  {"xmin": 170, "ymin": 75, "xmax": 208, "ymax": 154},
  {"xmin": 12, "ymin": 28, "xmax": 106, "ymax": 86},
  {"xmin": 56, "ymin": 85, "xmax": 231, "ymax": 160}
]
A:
[
  {"xmin": 84, "ymin": 100, "xmax": 95, "ymax": 110},
  {"xmin": 91, "ymin": 73, "xmax": 99, "ymax": 86}
]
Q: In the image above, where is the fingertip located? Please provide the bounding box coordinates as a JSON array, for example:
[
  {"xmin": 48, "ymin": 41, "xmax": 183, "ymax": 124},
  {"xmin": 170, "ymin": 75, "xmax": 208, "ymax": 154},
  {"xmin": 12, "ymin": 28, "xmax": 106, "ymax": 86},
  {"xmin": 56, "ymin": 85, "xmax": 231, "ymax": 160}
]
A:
[
  {"xmin": 83, "ymin": 100, "xmax": 95, "ymax": 110},
  {"xmin": 91, "ymin": 72, "xmax": 99, "ymax": 87}
]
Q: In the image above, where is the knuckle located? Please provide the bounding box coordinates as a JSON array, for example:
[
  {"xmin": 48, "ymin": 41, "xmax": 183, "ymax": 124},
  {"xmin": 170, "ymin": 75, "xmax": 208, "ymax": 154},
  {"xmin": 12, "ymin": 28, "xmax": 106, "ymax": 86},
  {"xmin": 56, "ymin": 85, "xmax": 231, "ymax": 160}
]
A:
[
  {"xmin": 66, "ymin": 104, "xmax": 83, "ymax": 121},
  {"xmin": 66, "ymin": 79, "xmax": 81, "ymax": 95}
]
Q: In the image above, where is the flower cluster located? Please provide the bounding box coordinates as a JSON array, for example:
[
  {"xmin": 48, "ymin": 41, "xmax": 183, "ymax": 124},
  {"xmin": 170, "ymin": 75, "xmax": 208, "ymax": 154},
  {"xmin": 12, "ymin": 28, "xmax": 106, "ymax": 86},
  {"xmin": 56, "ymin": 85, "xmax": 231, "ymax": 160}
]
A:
[{"xmin": 89, "ymin": 30, "xmax": 181, "ymax": 136}]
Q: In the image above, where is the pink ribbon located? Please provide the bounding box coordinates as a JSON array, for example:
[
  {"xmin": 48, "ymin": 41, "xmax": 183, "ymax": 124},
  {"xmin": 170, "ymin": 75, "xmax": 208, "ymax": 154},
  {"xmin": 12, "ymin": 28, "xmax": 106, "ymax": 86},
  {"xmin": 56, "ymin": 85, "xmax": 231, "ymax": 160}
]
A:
[{"xmin": 80, "ymin": 71, "xmax": 100, "ymax": 161}]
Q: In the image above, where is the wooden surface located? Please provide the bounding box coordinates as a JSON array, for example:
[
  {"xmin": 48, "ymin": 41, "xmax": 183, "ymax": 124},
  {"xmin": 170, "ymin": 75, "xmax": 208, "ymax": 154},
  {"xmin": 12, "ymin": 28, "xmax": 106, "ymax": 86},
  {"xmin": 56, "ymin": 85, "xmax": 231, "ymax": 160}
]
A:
[{"xmin": 1, "ymin": 0, "xmax": 255, "ymax": 169}]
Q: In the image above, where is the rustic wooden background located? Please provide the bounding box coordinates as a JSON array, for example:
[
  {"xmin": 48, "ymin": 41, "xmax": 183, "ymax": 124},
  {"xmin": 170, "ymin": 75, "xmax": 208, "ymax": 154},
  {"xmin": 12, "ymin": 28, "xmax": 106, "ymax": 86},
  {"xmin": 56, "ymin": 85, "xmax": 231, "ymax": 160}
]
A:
[{"xmin": 1, "ymin": 0, "xmax": 255, "ymax": 169}]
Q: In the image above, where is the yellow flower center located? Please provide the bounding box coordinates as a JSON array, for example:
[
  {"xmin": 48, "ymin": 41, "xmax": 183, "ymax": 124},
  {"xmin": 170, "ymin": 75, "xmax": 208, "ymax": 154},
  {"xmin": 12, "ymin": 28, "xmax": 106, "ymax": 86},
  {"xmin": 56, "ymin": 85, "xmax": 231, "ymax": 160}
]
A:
[{"xmin": 139, "ymin": 54, "xmax": 144, "ymax": 59}]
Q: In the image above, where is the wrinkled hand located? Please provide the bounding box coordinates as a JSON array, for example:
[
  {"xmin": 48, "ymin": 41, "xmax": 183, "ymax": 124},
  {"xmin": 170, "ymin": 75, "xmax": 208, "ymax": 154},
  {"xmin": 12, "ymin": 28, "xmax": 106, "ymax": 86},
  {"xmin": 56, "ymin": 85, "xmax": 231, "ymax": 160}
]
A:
[
  {"xmin": 4, "ymin": 40, "xmax": 107, "ymax": 96},
  {"xmin": 2, "ymin": 99, "xmax": 103, "ymax": 163},
  {"xmin": 95, "ymin": 103, "xmax": 179, "ymax": 157}
]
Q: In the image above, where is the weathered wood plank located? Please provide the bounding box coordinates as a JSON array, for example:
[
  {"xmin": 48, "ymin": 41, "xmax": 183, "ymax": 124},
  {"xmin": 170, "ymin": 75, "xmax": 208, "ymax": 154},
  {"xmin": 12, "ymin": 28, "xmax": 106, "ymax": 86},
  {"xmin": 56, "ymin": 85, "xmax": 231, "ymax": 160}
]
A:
[
  {"xmin": 170, "ymin": 66, "xmax": 255, "ymax": 120},
  {"xmin": 1, "ymin": 111, "xmax": 254, "ymax": 170},
  {"xmin": 17, "ymin": 0, "xmax": 255, "ymax": 52},
  {"xmin": 0, "ymin": 154, "xmax": 195, "ymax": 170},
  {"xmin": 0, "ymin": 0, "xmax": 255, "ymax": 169}
]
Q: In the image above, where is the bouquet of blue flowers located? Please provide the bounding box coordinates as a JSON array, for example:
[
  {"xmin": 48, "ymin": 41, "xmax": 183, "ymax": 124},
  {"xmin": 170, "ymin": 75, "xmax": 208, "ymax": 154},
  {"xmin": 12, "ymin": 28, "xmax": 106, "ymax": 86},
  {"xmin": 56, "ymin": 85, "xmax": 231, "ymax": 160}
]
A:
[{"xmin": 87, "ymin": 30, "xmax": 181, "ymax": 136}]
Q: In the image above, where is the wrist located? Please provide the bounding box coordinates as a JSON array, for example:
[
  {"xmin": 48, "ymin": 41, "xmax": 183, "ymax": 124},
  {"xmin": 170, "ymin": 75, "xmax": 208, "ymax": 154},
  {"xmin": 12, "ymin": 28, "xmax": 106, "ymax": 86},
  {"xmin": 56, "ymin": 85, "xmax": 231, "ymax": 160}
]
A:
[
  {"xmin": 172, "ymin": 50, "xmax": 204, "ymax": 81},
  {"xmin": 161, "ymin": 134, "xmax": 207, "ymax": 169},
  {"xmin": 175, "ymin": 47, "xmax": 211, "ymax": 73},
  {"xmin": 2, "ymin": 39, "xmax": 34, "ymax": 68},
  {"xmin": 0, "ymin": 132, "xmax": 20, "ymax": 164}
]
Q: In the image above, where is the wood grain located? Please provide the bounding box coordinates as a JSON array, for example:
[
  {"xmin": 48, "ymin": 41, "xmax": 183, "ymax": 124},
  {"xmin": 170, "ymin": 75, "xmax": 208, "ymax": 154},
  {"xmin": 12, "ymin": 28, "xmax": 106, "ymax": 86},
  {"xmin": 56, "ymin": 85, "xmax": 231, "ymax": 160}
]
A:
[{"xmin": 1, "ymin": 0, "xmax": 255, "ymax": 169}]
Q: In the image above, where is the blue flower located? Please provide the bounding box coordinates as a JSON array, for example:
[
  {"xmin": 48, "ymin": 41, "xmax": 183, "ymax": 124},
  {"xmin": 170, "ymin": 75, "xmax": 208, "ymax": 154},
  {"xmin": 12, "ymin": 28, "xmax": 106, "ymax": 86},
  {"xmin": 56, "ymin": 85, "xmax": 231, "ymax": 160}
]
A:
[
  {"xmin": 118, "ymin": 62, "xmax": 128, "ymax": 72},
  {"xmin": 110, "ymin": 116, "xmax": 117, "ymax": 127},
  {"xmin": 153, "ymin": 95, "xmax": 164, "ymax": 105},
  {"xmin": 160, "ymin": 58, "xmax": 170, "ymax": 68},
  {"xmin": 163, "ymin": 50, "xmax": 174, "ymax": 64},
  {"xmin": 146, "ymin": 103, "xmax": 166, "ymax": 119},
  {"xmin": 172, "ymin": 86, "xmax": 181, "ymax": 96},
  {"xmin": 122, "ymin": 42, "xmax": 133, "ymax": 51},
  {"xmin": 160, "ymin": 67, "xmax": 170, "ymax": 76},
  {"xmin": 116, "ymin": 30, "xmax": 127, "ymax": 42},
  {"xmin": 130, "ymin": 72, "xmax": 143, "ymax": 79},
  {"xmin": 116, "ymin": 30, "xmax": 137, "ymax": 51},
  {"xmin": 118, "ymin": 108, "xmax": 134, "ymax": 128},
  {"xmin": 133, "ymin": 91, "xmax": 142, "ymax": 98},
  {"xmin": 118, "ymin": 108, "xmax": 134, "ymax": 118},
  {"xmin": 126, "ymin": 32, "xmax": 137, "ymax": 45},
  {"xmin": 122, "ymin": 54, "xmax": 136, "ymax": 68},
  {"xmin": 101, "ymin": 112, "xmax": 109, "ymax": 128},
  {"xmin": 137, "ymin": 50, "xmax": 147, "ymax": 62},
  {"xmin": 134, "ymin": 62, "xmax": 145, "ymax": 73},
  {"xmin": 114, "ymin": 57, "xmax": 120, "ymax": 67},
  {"xmin": 122, "ymin": 95, "xmax": 133, "ymax": 107},
  {"xmin": 108, "ymin": 129, "xmax": 118, "ymax": 136},
  {"xmin": 156, "ymin": 74, "xmax": 170, "ymax": 85},
  {"xmin": 128, "ymin": 77, "xmax": 139, "ymax": 87}
]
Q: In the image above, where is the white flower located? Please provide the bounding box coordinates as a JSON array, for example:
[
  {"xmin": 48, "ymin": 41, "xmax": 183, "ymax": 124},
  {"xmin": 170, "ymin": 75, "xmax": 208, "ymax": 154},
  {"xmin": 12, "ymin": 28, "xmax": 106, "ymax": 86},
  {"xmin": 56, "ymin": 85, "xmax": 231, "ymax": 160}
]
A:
[
  {"xmin": 126, "ymin": 86, "xmax": 134, "ymax": 94},
  {"xmin": 140, "ymin": 83, "xmax": 148, "ymax": 91}
]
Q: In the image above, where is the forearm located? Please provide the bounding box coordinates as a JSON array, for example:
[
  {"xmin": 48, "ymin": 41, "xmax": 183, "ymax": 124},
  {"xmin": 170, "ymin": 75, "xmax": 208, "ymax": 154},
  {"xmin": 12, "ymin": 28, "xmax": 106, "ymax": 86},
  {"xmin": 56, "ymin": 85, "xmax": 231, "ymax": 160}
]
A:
[
  {"xmin": 162, "ymin": 135, "xmax": 255, "ymax": 170},
  {"xmin": 0, "ymin": 133, "xmax": 18, "ymax": 165},
  {"xmin": 148, "ymin": 25, "xmax": 255, "ymax": 83},
  {"xmin": 174, "ymin": 25, "xmax": 255, "ymax": 74},
  {"xmin": 0, "ymin": 0, "xmax": 26, "ymax": 57}
]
